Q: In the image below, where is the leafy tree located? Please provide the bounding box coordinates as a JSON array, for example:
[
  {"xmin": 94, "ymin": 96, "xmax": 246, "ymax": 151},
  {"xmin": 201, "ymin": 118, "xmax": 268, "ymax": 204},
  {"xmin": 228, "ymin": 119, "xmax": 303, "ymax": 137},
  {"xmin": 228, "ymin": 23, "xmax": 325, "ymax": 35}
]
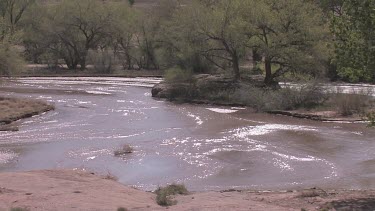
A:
[
  {"xmin": 25, "ymin": 0, "xmax": 118, "ymax": 70},
  {"xmin": 0, "ymin": 0, "xmax": 30, "ymax": 76},
  {"xmin": 169, "ymin": 0, "xmax": 247, "ymax": 80},
  {"xmin": 164, "ymin": 0, "xmax": 328, "ymax": 84},
  {"xmin": 0, "ymin": 0, "xmax": 35, "ymax": 35},
  {"xmin": 332, "ymin": 0, "xmax": 375, "ymax": 82},
  {"xmin": 110, "ymin": 3, "xmax": 138, "ymax": 70},
  {"xmin": 315, "ymin": 0, "xmax": 344, "ymax": 15},
  {"xmin": 243, "ymin": 0, "xmax": 329, "ymax": 86}
]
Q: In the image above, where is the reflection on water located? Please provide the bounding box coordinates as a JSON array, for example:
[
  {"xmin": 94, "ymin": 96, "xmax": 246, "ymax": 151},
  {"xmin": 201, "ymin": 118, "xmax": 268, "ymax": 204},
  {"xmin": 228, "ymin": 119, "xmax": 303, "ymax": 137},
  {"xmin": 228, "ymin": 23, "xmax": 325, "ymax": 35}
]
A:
[{"xmin": 0, "ymin": 77, "xmax": 374, "ymax": 191}]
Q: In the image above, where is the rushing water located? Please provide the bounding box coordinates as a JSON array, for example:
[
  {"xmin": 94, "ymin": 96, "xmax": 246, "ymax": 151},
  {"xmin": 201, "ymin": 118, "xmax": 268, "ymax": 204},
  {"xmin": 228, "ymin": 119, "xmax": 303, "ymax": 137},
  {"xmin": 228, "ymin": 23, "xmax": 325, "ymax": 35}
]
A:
[{"xmin": 0, "ymin": 77, "xmax": 374, "ymax": 191}]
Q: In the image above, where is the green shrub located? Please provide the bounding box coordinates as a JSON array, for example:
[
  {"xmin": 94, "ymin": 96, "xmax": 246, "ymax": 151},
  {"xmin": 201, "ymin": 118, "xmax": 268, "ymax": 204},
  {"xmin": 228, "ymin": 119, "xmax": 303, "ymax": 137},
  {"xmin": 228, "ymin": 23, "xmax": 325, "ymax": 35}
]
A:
[
  {"xmin": 155, "ymin": 184, "xmax": 188, "ymax": 206},
  {"xmin": 164, "ymin": 68, "xmax": 194, "ymax": 84},
  {"xmin": 117, "ymin": 207, "xmax": 128, "ymax": 211}
]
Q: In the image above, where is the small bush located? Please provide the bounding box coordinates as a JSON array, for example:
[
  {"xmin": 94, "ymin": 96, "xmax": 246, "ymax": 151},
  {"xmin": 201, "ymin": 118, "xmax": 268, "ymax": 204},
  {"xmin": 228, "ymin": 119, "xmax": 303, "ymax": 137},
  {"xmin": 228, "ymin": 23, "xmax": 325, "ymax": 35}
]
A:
[
  {"xmin": 164, "ymin": 68, "xmax": 194, "ymax": 84},
  {"xmin": 117, "ymin": 207, "xmax": 128, "ymax": 211},
  {"xmin": 155, "ymin": 184, "xmax": 188, "ymax": 206}
]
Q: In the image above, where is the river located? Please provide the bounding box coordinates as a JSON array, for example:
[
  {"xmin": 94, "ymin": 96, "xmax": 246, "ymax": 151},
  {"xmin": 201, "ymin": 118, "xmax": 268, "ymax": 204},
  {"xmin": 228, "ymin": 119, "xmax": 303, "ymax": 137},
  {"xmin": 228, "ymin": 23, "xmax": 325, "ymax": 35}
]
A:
[{"xmin": 0, "ymin": 77, "xmax": 374, "ymax": 191}]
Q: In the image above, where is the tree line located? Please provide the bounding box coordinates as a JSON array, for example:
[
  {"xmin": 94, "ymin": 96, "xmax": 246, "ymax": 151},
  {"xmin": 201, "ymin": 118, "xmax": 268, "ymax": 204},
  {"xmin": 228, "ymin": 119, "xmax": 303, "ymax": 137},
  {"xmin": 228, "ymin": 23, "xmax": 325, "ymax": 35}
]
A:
[{"xmin": 0, "ymin": 0, "xmax": 374, "ymax": 84}]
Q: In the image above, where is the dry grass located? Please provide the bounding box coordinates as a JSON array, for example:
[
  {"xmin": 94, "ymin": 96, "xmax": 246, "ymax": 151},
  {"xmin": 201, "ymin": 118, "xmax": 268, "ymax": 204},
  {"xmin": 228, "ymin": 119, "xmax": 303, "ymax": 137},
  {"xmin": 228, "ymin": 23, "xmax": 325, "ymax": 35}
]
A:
[
  {"xmin": 114, "ymin": 144, "xmax": 134, "ymax": 156},
  {"xmin": 102, "ymin": 171, "xmax": 118, "ymax": 181},
  {"xmin": 328, "ymin": 88, "xmax": 374, "ymax": 116},
  {"xmin": 0, "ymin": 97, "xmax": 54, "ymax": 124},
  {"xmin": 155, "ymin": 184, "xmax": 189, "ymax": 206}
]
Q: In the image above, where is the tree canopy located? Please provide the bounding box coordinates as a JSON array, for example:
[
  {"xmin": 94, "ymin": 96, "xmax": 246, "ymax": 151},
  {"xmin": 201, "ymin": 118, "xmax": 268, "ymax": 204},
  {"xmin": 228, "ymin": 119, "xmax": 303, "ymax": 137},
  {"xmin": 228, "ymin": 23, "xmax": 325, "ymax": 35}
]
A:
[
  {"xmin": 332, "ymin": 0, "xmax": 375, "ymax": 82},
  {"xmin": 0, "ymin": 0, "xmax": 373, "ymax": 84}
]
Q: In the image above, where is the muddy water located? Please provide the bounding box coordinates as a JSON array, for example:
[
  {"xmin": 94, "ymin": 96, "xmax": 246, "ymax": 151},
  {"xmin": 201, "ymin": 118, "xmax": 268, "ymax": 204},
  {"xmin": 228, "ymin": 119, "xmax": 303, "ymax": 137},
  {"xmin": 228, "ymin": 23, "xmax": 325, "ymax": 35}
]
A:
[{"xmin": 0, "ymin": 77, "xmax": 374, "ymax": 191}]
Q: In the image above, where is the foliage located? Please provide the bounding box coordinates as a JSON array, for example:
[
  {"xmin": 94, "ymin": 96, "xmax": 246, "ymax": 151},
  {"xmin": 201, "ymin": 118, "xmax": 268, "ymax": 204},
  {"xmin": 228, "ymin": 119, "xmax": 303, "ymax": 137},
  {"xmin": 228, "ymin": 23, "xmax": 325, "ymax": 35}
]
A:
[
  {"xmin": 0, "ymin": 0, "xmax": 30, "ymax": 76},
  {"xmin": 155, "ymin": 184, "xmax": 188, "ymax": 206},
  {"xmin": 0, "ymin": 42, "xmax": 24, "ymax": 76},
  {"xmin": 23, "ymin": 0, "xmax": 132, "ymax": 70},
  {"xmin": 243, "ymin": 0, "xmax": 330, "ymax": 85},
  {"xmin": 1, "ymin": 0, "xmax": 372, "ymax": 89},
  {"xmin": 230, "ymin": 83, "xmax": 328, "ymax": 111},
  {"xmin": 332, "ymin": 0, "xmax": 375, "ymax": 82},
  {"xmin": 0, "ymin": 0, "xmax": 35, "ymax": 36},
  {"xmin": 164, "ymin": 68, "xmax": 194, "ymax": 84},
  {"xmin": 163, "ymin": 0, "xmax": 329, "ymax": 84},
  {"xmin": 167, "ymin": 0, "xmax": 248, "ymax": 80}
]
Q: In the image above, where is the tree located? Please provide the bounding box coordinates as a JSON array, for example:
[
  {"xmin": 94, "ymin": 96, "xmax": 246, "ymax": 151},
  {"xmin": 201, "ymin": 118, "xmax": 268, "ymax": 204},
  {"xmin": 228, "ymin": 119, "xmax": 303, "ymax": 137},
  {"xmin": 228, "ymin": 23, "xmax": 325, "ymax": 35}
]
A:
[
  {"xmin": 110, "ymin": 3, "xmax": 138, "ymax": 70},
  {"xmin": 243, "ymin": 0, "xmax": 329, "ymax": 86},
  {"xmin": 0, "ymin": 1, "xmax": 30, "ymax": 76},
  {"xmin": 25, "ymin": 0, "xmax": 118, "ymax": 70},
  {"xmin": 170, "ymin": 0, "xmax": 248, "ymax": 80},
  {"xmin": 332, "ymin": 0, "xmax": 375, "ymax": 82},
  {"xmin": 315, "ymin": 0, "xmax": 344, "ymax": 15},
  {"xmin": 0, "ymin": 0, "xmax": 35, "ymax": 35}
]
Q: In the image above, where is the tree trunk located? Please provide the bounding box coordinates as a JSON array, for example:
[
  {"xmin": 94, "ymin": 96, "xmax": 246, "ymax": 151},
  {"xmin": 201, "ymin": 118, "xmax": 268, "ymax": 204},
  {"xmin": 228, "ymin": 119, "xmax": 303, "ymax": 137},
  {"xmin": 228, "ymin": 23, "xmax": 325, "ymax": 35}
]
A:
[
  {"xmin": 80, "ymin": 59, "xmax": 86, "ymax": 71},
  {"xmin": 79, "ymin": 51, "xmax": 87, "ymax": 70},
  {"xmin": 65, "ymin": 58, "xmax": 78, "ymax": 70},
  {"xmin": 264, "ymin": 56, "xmax": 273, "ymax": 85},
  {"xmin": 232, "ymin": 52, "xmax": 240, "ymax": 81},
  {"xmin": 252, "ymin": 49, "xmax": 261, "ymax": 68}
]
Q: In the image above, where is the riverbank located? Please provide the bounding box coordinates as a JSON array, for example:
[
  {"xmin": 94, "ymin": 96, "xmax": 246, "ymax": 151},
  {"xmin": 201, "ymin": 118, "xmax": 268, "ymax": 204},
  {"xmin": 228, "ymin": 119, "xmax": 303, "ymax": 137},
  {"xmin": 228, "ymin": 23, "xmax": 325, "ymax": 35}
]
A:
[
  {"xmin": 0, "ymin": 170, "xmax": 374, "ymax": 211},
  {"xmin": 16, "ymin": 64, "xmax": 163, "ymax": 78},
  {"xmin": 0, "ymin": 97, "xmax": 54, "ymax": 131},
  {"xmin": 152, "ymin": 74, "xmax": 375, "ymax": 123}
]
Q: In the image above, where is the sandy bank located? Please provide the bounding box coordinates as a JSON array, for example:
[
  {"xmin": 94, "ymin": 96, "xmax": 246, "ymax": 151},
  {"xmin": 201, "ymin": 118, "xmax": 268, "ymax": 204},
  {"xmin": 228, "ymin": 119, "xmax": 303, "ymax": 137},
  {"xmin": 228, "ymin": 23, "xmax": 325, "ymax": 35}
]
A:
[
  {"xmin": 0, "ymin": 97, "xmax": 54, "ymax": 131},
  {"xmin": 0, "ymin": 170, "xmax": 374, "ymax": 211}
]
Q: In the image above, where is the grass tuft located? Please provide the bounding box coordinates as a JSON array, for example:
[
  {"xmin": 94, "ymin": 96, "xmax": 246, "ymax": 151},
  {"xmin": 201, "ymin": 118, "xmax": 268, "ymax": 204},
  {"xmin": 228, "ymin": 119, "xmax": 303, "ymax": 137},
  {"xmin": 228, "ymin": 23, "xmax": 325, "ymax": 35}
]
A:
[
  {"xmin": 155, "ymin": 184, "xmax": 188, "ymax": 206},
  {"xmin": 114, "ymin": 144, "xmax": 134, "ymax": 156}
]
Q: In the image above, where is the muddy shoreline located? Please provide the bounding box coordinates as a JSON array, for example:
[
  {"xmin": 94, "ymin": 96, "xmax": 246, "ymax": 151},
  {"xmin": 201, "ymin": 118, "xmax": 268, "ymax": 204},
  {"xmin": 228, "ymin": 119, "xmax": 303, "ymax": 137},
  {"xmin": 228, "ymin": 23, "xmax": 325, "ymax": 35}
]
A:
[{"xmin": 0, "ymin": 169, "xmax": 374, "ymax": 211}]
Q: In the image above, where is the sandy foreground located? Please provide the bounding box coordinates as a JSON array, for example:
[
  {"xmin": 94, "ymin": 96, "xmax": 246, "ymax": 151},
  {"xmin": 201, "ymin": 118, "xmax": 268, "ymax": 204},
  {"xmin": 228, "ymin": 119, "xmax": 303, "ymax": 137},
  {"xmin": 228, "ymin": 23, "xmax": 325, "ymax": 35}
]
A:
[{"xmin": 0, "ymin": 170, "xmax": 374, "ymax": 211}]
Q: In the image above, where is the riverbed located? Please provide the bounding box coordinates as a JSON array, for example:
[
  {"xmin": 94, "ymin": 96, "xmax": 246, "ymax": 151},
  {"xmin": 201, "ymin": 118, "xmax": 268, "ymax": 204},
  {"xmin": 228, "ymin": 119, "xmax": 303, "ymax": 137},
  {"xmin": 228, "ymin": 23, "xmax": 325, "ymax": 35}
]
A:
[{"xmin": 0, "ymin": 77, "xmax": 374, "ymax": 191}]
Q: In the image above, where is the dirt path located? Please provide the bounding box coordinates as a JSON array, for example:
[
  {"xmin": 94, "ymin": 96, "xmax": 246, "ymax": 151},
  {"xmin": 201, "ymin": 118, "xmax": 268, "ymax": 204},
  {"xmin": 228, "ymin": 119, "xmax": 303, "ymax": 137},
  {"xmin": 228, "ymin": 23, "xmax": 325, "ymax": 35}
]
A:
[{"xmin": 0, "ymin": 170, "xmax": 374, "ymax": 211}]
